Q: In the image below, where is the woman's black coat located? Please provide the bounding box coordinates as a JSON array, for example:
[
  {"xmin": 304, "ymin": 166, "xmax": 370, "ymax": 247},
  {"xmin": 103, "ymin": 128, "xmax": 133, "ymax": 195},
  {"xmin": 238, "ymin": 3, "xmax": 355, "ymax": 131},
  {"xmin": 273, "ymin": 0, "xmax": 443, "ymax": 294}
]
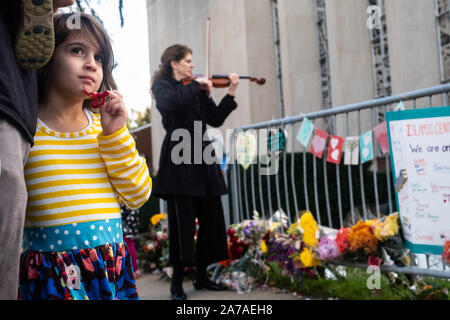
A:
[{"xmin": 151, "ymin": 77, "xmax": 238, "ymax": 200}]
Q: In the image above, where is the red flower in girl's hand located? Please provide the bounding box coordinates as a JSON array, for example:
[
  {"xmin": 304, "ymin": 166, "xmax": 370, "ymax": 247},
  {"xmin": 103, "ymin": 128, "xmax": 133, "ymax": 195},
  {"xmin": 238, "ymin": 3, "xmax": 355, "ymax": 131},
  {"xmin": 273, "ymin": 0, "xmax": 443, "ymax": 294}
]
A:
[{"xmin": 82, "ymin": 86, "xmax": 109, "ymax": 108}]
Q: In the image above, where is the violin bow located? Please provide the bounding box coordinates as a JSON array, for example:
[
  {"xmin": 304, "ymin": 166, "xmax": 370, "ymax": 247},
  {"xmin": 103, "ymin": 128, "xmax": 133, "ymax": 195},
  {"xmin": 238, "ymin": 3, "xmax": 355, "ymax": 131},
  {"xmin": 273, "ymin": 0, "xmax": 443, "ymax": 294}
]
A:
[
  {"xmin": 206, "ymin": 17, "xmax": 211, "ymax": 79},
  {"xmin": 205, "ymin": 18, "xmax": 265, "ymax": 86}
]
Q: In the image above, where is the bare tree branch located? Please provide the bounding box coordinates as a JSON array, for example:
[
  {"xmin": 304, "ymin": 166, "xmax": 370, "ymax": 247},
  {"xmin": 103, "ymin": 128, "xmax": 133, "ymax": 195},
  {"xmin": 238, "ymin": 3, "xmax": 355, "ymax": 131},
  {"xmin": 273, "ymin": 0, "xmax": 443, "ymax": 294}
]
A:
[{"xmin": 74, "ymin": 0, "xmax": 124, "ymax": 27}]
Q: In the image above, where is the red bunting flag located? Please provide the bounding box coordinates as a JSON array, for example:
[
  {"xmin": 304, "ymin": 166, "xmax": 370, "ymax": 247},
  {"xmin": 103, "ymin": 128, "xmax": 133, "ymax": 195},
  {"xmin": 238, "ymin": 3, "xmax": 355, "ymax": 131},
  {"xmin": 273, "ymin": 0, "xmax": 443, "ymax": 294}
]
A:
[
  {"xmin": 310, "ymin": 129, "xmax": 328, "ymax": 159},
  {"xmin": 326, "ymin": 135, "xmax": 344, "ymax": 164}
]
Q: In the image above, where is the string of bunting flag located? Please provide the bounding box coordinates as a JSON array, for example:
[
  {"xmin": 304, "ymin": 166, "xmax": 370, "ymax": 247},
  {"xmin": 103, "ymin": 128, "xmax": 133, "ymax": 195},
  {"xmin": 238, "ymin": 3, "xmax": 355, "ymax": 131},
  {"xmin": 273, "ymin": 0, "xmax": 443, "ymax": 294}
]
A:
[
  {"xmin": 294, "ymin": 101, "xmax": 406, "ymax": 165},
  {"xmin": 236, "ymin": 101, "xmax": 406, "ymax": 170}
]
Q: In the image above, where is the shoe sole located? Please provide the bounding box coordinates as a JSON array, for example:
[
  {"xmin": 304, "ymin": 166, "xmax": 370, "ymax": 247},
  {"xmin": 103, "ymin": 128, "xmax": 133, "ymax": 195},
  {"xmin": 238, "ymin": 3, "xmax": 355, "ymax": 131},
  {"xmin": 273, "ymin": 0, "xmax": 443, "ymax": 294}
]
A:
[{"xmin": 15, "ymin": 0, "xmax": 54, "ymax": 70}]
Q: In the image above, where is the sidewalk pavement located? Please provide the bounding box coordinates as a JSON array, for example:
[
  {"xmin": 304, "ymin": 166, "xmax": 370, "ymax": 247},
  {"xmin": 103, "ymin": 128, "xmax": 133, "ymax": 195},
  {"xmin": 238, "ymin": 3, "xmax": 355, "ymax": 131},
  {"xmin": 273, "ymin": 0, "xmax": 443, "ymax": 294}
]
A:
[{"xmin": 135, "ymin": 273, "xmax": 305, "ymax": 300}]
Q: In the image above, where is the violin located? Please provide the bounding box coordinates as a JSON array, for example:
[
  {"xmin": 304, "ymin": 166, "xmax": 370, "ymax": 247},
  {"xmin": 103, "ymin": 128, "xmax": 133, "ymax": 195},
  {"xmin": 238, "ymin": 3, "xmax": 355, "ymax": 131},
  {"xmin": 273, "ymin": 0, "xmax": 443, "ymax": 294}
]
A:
[{"xmin": 181, "ymin": 74, "xmax": 266, "ymax": 88}]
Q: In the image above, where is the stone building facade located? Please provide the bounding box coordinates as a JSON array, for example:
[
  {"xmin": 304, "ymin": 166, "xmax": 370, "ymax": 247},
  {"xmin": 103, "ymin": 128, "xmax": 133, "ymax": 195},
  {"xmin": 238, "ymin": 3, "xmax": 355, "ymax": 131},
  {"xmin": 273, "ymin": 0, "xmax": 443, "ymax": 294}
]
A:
[{"xmin": 146, "ymin": 0, "xmax": 449, "ymax": 172}]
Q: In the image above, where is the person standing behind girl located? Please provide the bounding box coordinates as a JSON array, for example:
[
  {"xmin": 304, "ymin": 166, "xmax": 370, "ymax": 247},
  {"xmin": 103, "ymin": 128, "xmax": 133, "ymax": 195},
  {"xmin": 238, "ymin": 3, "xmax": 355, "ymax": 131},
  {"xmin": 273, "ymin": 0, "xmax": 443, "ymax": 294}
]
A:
[
  {"xmin": 18, "ymin": 13, "xmax": 152, "ymax": 300},
  {"xmin": 120, "ymin": 203, "xmax": 141, "ymax": 279}
]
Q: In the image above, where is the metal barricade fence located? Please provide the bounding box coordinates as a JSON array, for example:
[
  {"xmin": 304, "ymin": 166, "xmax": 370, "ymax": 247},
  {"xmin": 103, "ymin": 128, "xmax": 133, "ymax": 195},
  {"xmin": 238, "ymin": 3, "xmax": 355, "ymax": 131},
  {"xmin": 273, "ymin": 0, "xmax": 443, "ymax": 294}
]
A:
[{"xmin": 227, "ymin": 83, "xmax": 450, "ymax": 279}]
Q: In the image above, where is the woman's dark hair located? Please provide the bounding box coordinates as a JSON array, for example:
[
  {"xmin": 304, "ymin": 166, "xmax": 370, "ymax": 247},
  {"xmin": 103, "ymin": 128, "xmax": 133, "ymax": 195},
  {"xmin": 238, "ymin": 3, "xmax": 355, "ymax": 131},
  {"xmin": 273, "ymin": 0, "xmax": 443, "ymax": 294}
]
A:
[
  {"xmin": 37, "ymin": 12, "xmax": 117, "ymax": 107},
  {"xmin": 152, "ymin": 44, "xmax": 192, "ymax": 84}
]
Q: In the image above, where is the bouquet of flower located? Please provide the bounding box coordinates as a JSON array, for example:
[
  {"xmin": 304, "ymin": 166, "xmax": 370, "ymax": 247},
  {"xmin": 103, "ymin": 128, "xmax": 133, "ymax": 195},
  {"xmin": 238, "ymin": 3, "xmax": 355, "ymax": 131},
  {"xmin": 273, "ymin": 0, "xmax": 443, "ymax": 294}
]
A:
[
  {"xmin": 317, "ymin": 236, "xmax": 341, "ymax": 261},
  {"xmin": 335, "ymin": 227, "xmax": 351, "ymax": 254},
  {"xmin": 236, "ymin": 220, "xmax": 268, "ymax": 247},
  {"xmin": 217, "ymin": 217, "xmax": 270, "ymax": 292},
  {"xmin": 220, "ymin": 227, "xmax": 249, "ymax": 267},
  {"xmin": 442, "ymin": 240, "xmax": 450, "ymax": 267},
  {"xmin": 347, "ymin": 221, "xmax": 379, "ymax": 254},
  {"xmin": 366, "ymin": 213, "xmax": 400, "ymax": 241},
  {"xmin": 265, "ymin": 232, "xmax": 305, "ymax": 278},
  {"xmin": 367, "ymin": 213, "xmax": 409, "ymax": 267},
  {"xmin": 288, "ymin": 211, "xmax": 329, "ymax": 268},
  {"xmin": 218, "ymin": 244, "xmax": 269, "ymax": 293},
  {"xmin": 137, "ymin": 213, "xmax": 170, "ymax": 273}
]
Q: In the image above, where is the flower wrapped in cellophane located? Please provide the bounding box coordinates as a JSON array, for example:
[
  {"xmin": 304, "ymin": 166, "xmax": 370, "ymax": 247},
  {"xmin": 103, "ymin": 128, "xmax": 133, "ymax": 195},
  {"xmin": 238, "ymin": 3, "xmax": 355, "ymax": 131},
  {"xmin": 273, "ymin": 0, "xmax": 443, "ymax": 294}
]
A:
[
  {"xmin": 137, "ymin": 213, "xmax": 170, "ymax": 273},
  {"xmin": 216, "ymin": 213, "xmax": 271, "ymax": 292},
  {"xmin": 367, "ymin": 213, "xmax": 409, "ymax": 267}
]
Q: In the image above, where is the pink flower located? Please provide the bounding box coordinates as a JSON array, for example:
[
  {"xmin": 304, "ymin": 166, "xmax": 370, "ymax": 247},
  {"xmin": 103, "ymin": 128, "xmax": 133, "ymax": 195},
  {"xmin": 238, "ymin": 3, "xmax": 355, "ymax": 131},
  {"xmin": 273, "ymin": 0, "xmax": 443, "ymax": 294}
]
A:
[{"xmin": 318, "ymin": 236, "xmax": 341, "ymax": 261}]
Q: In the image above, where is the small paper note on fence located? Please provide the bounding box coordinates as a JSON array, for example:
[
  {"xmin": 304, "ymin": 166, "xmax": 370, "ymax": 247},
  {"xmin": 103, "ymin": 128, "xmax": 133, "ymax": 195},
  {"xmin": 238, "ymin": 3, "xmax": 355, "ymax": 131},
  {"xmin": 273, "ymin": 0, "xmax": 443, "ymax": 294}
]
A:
[
  {"xmin": 326, "ymin": 135, "xmax": 344, "ymax": 164},
  {"xmin": 393, "ymin": 101, "xmax": 405, "ymax": 112},
  {"xmin": 373, "ymin": 121, "xmax": 389, "ymax": 155},
  {"xmin": 296, "ymin": 117, "xmax": 315, "ymax": 149},
  {"xmin": 360, "ymin": 130, "xmax": 374, "ymax": 163},
  {"xmin": 344, "ymin": 136, "xmax": 359, "ymax": 165},
  {"xmin": 235, "ymin": 131, "xmax": 257, "ymax": 170},
  {"xmin": 309, "ymin": 129, "xmax": 328, "ymax": 159}
]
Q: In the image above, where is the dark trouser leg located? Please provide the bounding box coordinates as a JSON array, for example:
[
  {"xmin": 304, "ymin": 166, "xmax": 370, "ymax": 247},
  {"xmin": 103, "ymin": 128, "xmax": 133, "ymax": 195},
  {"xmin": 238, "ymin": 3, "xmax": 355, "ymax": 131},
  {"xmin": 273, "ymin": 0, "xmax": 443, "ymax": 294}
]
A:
[
  {"xmin": 195, "ymin": 196, "xmax": 228, "ymax": 281},
  {"xmin": 170, "ymin": 260, "xmax": 184, "ymax": 294},
  {"xmin": 0, "ymin": 119, "xmax": 30, "ymax": 299},
  {"xmin": 166, "ymin": 196, "xmax": 197, "ymax": 294}
]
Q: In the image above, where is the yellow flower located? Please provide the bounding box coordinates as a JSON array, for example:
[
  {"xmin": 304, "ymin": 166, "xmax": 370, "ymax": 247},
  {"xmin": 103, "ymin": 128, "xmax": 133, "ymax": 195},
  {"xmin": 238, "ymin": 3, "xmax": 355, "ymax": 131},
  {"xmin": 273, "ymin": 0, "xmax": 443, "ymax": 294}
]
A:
[
  {"xmin": 299, "ymin": 247, "xmax": 320, "ymax": 267},
  {"xmin": 300, "ymin": 211, "xmax": 317, "ymax": 233},
  {"xmin": 369, "ymin": 213, "xmax": 400, "ymax": 241},
  {"xmin": 261, "ymin": 240, "xmax": 268, "ymax": 253},
  {"xmin": 151, "ymin": 213, "xmax": 167, "ymax": 226},
  {"xmin": 300, "ymin": 211, "xmax": 318, "ymax": 247},
  {"xmin": 303, "ymin": 232, "xmax": 318, "ymax": 247}
]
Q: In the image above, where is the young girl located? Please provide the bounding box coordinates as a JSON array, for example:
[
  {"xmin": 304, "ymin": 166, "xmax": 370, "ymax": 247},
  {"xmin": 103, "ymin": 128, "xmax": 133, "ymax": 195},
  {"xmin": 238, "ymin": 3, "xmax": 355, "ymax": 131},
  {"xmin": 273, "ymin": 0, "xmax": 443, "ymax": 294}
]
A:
[{"xmin": 18, "ymin": 13, "xmax": 152, "ymax": 300}]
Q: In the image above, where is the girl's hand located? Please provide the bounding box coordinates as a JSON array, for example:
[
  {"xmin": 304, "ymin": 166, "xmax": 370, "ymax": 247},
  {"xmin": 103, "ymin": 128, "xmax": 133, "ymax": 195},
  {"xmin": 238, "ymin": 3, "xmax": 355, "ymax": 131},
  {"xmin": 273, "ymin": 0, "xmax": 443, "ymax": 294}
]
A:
[
  {"xmin": 228, "ymin": 73, "xmax": 240, "ymax": 96},
  {"xmin": 100, "ymin": 90, "xmax": 128, "ymax": 136}
]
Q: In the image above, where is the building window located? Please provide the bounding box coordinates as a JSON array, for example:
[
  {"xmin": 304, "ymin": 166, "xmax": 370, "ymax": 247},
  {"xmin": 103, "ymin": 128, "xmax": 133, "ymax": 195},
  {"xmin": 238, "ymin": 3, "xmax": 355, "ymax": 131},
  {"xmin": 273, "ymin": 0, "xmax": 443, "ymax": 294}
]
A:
[
  {"xmin": 435, "ymin": 0, "xmax": 450, "ymax": 83},
  {"xmin": 271, "ymin": 0, "xmax": 285, "ymax": 118},
  {"xmin": 314, "ymin": 0, "xmax": 332, "ymax": 109},
  {"xmin": 368, "ymin": 0, "xmax": 392, "ymax": 98}
]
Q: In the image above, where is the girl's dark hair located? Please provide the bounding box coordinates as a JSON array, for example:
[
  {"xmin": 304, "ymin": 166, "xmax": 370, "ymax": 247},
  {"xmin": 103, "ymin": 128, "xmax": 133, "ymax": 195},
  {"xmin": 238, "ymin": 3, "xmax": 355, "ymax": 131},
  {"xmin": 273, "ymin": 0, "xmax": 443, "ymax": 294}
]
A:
[
  {"xmin": 152, "ymin": 44, "xmax": 192, "ymax": 84},
  {"xmin": 38, "ymin": 12, "xmax": 117, "ymax": 106}
]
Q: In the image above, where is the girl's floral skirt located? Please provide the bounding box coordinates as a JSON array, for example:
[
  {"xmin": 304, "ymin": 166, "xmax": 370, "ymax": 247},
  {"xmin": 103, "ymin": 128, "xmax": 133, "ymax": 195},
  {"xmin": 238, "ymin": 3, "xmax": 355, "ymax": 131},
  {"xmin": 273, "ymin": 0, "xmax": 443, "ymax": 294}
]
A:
[{"xmin": 18, "ymin": 243, "xmax": 139, "ymax": 300}]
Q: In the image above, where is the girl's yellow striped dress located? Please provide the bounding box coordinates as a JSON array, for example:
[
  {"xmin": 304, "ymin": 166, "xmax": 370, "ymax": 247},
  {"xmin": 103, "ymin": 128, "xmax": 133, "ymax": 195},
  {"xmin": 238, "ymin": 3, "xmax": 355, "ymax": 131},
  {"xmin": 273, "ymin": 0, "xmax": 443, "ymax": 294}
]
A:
[{"xmin": 19, "ymin": 109, "xmax": 152, "ymax": 300}]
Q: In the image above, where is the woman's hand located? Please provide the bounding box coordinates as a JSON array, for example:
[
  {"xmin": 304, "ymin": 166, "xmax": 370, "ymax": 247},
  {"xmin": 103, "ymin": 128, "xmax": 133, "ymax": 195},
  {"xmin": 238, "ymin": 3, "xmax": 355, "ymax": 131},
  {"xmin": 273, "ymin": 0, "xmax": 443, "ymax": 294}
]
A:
[
  {"xmin": 194, "ymin": 77, "xmax": 213, "ymax": 96},
  {"xmin": 100, "ymin": 90, "xmax": 129, "ymax": 136},
  {"xmin": 228, "ymin": 73, "xmax": 240, "ymax": 96}
]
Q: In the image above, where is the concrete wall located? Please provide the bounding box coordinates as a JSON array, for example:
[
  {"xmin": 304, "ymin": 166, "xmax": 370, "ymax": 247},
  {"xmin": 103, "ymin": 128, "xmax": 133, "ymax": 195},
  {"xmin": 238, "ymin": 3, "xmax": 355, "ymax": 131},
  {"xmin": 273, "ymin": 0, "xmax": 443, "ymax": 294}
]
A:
[
  {"xmin": 146, "ymin": 0, "xmax": 444, "ymax": 172},
  {"xmin": 277, "ymin": 0, "xmax": 321, "ymax": 117},
  {"xmin": 326, "ymin": 0, "xmax": 374, "ymax": 137},
  {"xmin": 385, "ymin": 0, "xmax": 441, "ymax": 108},
  {"xmin": 147, "ymin": 0, "xmax": 278, "ymax": 172}
]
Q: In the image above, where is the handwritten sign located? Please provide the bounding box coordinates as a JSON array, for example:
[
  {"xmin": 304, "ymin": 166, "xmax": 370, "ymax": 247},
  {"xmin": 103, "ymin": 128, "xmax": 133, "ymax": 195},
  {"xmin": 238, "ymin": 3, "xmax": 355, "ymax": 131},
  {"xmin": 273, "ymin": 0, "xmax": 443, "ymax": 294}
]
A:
[{"xmin": 386, "ymin": 106, "xmax": 450, "ymax": 255}]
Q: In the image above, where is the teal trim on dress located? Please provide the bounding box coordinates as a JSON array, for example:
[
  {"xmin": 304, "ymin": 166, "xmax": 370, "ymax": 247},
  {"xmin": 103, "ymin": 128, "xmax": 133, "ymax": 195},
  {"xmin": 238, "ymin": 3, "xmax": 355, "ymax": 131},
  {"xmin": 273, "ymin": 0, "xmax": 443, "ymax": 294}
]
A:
[{"xmin": 23, "ymin": 218, "xmax": 123, "ymax": 252}]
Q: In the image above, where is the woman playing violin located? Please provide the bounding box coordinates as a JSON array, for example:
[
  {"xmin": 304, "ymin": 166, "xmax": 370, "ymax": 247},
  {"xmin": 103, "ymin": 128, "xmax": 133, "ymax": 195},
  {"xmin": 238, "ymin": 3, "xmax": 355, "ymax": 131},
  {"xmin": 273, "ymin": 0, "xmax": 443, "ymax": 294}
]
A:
[{"xmin": 151, "ymin": 44, "xmax": 239, "ymax": 300}]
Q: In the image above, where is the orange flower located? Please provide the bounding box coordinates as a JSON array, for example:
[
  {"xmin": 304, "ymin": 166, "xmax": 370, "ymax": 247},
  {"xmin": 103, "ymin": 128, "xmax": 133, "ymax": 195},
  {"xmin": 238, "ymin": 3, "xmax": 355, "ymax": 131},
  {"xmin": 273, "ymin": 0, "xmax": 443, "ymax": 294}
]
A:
[
  {"xmin": 442, "ymin": 241, "xmax": 450, "ymax": 265},
  {"xmin": 347, "ymin": 221, "xmax": 378, "ymax": 253}
]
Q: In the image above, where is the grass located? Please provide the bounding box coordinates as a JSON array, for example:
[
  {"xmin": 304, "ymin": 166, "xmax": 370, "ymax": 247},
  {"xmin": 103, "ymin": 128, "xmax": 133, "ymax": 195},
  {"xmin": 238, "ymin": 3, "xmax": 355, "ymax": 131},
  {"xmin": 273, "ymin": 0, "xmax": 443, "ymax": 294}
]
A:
[{"xmin": 263, "ymin": 261, "xmax": 450, "ymax": 300}]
